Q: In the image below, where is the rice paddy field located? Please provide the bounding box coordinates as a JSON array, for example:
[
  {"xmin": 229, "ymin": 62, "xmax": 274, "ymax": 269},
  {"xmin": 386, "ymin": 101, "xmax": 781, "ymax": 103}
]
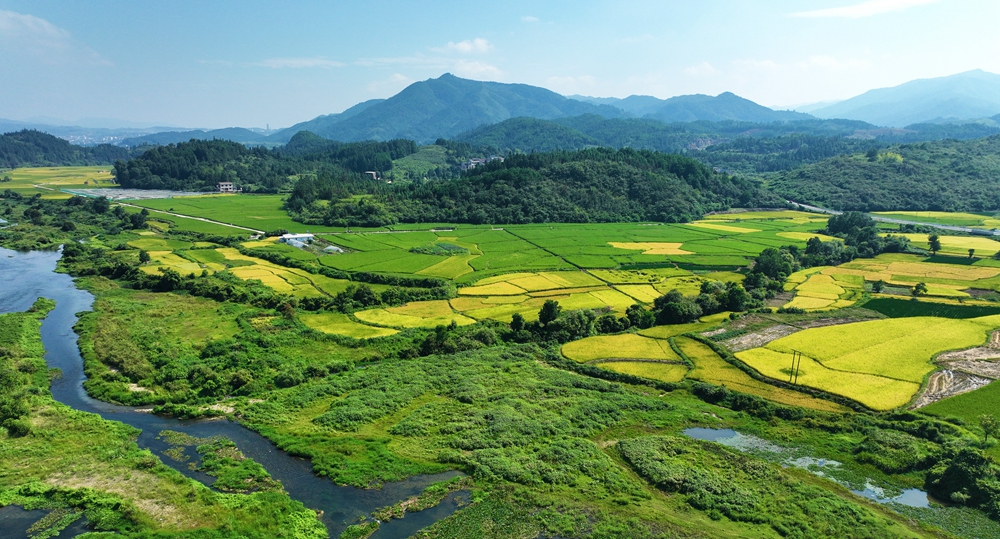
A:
[
  {"xmin": 873, "ymin": 210, "xmax": 1000, "ymax": 230},
  {"xmin": 735, "ymin": 315, "xmax": 1000, "ymax": 410},
  {"xmin": 60, "ymin": 195, "xmax": 1000, "ymax": 416},
  {"xmin": 1, "ymin": 166, "xmax": 115, "ymax": 198}
]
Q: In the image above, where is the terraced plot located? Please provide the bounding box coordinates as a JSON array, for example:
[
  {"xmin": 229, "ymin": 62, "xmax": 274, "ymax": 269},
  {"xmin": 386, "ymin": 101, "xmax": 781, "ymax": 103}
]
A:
[
  {"xmin": 735, "ymin": 315, "xmax": 1000, "ymax": 410},
  {"xmin": 675, "ymin": 337, "xmax": 847, "ymax": 412},
  {"xmin": 300, "ymin": 312, "xmax": 399, "ymax": 339},
  {"xmin": 354, "ymin": 300, "xmax": 476, "ymax": 328},
  {"xmin": 562, "ymin": 333, "xmax": 680, "ymax": 363}
]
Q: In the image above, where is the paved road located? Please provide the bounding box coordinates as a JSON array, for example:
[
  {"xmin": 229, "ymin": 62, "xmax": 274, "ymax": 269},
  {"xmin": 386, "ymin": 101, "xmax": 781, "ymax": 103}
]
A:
[{"xmin": 788, "ymin": 201, "xmax": 1000, "ymax": 236}]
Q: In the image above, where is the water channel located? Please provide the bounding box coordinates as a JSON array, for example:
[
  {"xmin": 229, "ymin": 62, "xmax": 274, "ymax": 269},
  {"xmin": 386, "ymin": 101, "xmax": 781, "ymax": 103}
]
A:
[{"xmin": 0, "ymin": 248, "xmax": 464, "ymax": 538}]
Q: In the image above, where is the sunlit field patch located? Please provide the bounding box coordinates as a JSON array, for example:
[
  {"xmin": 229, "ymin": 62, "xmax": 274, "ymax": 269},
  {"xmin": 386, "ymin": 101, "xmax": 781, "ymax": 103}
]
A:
[
  {"xmin": 776, "ymin": 232, "xmax": 840, "ymax": 243},
  {"xmin": 562, "ymin": 333, "xmax": 679, "ymax": 362},
  {"xmin": 300, "ymin": 312, "xmax": 399, "ymax": 339},
  {"xmin": 353, "ymin": 307, "xmax": 476, "ymax": 328},
  {"xmin": 607, "ymin": 242, "xmax": 693, "ymax": 255},
  {"xmin": 735, "ymin": 315, "xmax": 1000, "ymax": 409},
  {"xmin": 685, "ymin": 222, "xmax": 761, "ymax": 234},
  {"xmin": 676, "ymin": 337, "xmax": 847, "ymax": 412}
]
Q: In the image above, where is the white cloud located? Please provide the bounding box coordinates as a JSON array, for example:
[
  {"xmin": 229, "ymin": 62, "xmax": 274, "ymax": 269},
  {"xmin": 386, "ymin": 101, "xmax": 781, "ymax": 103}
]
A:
[
  {"xmin": 0, "ymin": 10, "xmax": 109, "ymax": 65},
  {"xmin": 432, "ymin": 38, "xmax": 492, "ymax": 54},
  {"xmin": 255, "ymin": 57, "xmax": 344, "ymax": 68},
  {"xmin": 521, "ymin": 15, "xmax": 539, "ymax": 23},
  {"xmin": 683, "ymin": 62, "xmax": 721, "ymax": 77},
  {"xmin": 789, "ymin": 0, "xmax": 938, "ymax": 19},
  {"xmin": 453, "ymin": 60, "xmax": 502, "ymax": 79}
]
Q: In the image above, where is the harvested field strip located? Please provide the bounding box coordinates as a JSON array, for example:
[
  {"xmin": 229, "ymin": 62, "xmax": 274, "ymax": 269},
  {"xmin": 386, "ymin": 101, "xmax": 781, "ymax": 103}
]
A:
[
  {"xmin": 638, "ymin": 322, "xmax": 712, "ymax": 339},
  {"xmin": 593, "ymin": 361, "xmax": 688, "ymax": 383},
  {"xmin": 561, "ymin": 333, "xmax": 679, "ymax": 363},
  {"xmin": 735, "ymin": 347, "xmax": 919, "ymax": 410},
  {"xmin": 675, "ymin": 337, "xmax": 846, "ymax": 412}
]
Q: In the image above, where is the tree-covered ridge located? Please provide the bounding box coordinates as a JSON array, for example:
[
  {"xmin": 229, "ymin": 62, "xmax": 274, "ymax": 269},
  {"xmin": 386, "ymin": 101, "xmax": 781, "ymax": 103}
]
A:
[
  {"xmin": 768, "ymin": 134, "xmax": 1000, "ymax": 212},
  {"xmin": 0, "ymin": 130, "xmax": 132, "ymax": 169},
  {"xmin": 112, "ymin": 135, "xmax": 418, "ymax": 192},
  {"xmin": 377, "ymin": 147, "xmax": 784, "ymax": 225}
]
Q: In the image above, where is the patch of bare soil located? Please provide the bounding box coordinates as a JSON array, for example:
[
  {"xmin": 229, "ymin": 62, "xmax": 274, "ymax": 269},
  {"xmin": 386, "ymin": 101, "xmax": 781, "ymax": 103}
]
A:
[
  {"xmin": 721, "ymin": 324, "xmax": 799, "ymax": 352},
  {"xmin": 796, "ymin": 317, "xmax": 873, "ymax": 329},
  {"xmin": 942, "ymin": 359, "xmax": 1000, "ymax": 379},
  {"xmin": 767, "ymin": 292, "xmax": 793, "ymax": 308},
  {"xmin": 702, "ymin": 328, "xmax": 727, "ymax": 337},
  {"xmin": 937, "ymin": 330, "xmax": 1000, "ymax": 361},
  {"xmin": 912, "ymin": 370, "xmax": 993, "ymax": 408}
]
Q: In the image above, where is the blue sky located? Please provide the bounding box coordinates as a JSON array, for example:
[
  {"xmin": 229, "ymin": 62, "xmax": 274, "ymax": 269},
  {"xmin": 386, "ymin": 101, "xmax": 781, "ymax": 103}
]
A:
[{"xmin": 1, "ymin": 0, "xmax": 996, "ymax": 128}]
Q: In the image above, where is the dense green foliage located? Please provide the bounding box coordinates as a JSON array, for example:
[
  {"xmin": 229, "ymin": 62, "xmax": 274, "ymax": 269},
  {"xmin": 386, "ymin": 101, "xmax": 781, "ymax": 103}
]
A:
[
  {"xmin": 0, "ymin": 130, "xmax": 132, "ymax": 168},
  {"xmin": 770, "ymin": 135, "xmax": 1000, "ymax": 211},
  {"xmin": 384, "ymin": 147, "xmax": 783, "ymax": 224},
  {"xmin": 112, "ymin": 135, "xmax": 417, "ymax": 192}
]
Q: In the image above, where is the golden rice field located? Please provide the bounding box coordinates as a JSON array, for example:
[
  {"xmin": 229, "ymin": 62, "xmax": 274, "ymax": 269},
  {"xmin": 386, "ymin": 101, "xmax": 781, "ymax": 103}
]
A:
[
  {"xmin": 606, "ymin": 242, "xmax": 693, "ymax": 255},
  {"xmin": 735, "ymin": 315, "xmax": 1000, "ymax": 410},
  {"xmin": 685, "ymin": 222, "xmax": 761, "ymax": 234},
  {"xmin": 894, "ymin": 233, "xmax": 1000, "ymax": 257},
  {"xmin": 300, "ymin": 312, "xmax": 399, "ymax": 339},
  {"xmin": 593, "ymin": 361, "xmax": 689, "ymax": 383},
  {"xmin": 783, "ymin": 268, "xmax": 863, "ymax": 311},
  {"xmin": 775, "ymin": 231, "xmax": 840, "ymax": 243},
  {"xmin": 354, "ymin": 300, "xmax": 477, "ymax": 328},
  {"xmin": 561, "ymin": 333, "xmax": 679, "ymax": 363},
  {"xmin": 703, "ymin": 210, "xmax": 827, "ymax": 222},
  {"xmin": 3, "ymin": 166, "xmax": 115, "ymax": 198},
  {"xmin": 675, "ymin": 337, "xmax": 847, "ymax": 412}
]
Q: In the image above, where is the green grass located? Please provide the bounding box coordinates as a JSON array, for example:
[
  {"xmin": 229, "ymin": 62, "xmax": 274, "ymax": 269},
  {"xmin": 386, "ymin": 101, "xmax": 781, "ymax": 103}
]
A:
[{"xmin": 133, "ymin": 195, "xmax": 352, "ymax": 233}]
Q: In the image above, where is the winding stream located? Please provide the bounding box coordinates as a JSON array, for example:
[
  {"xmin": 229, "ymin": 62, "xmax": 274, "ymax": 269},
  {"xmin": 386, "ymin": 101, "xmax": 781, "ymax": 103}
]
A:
[{"xmin": 0, "ymin": 248, "xmax": 462, "ymax": 538}]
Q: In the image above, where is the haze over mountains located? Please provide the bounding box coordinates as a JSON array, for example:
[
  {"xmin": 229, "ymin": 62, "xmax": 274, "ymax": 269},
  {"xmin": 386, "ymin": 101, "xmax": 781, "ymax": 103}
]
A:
[
  {"xmin": 7, "ymin": 70, "xmax": 1000, "ymax": 150},
  {"xmin": 809, "ymin": 70, "xmax": 1000, "ymax": 127}
]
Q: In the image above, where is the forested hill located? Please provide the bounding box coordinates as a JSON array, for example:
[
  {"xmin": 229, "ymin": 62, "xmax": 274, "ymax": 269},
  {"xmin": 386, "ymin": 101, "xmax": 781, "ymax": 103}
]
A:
[
  {"xmin": 454, "ymin": 115, "xmax": 1000, "ymax": 174},
  {"xmin": 0, "ymin": 130, "xmax": 131, "ymax": 168},
  {"xmin": 768, "ymin": 135, "xmax": 1000, "ymax": 212},
  {"xmin": 112, "ymin": 135, "xmax": 417, "ymax": 192},
  {"xmin": 373, "ymin": 148, "xmax": 784, "ymax": 224}
]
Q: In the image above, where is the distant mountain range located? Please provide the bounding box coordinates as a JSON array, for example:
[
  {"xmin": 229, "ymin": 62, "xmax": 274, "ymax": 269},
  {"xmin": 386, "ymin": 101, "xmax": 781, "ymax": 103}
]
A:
[
  {"xmin": 9, "ymin": 70, "xmax": 1000, "ymax": 150},
  {"xmin": 810, "ymin": 70, "xmax": 1000, "ymax": 127},
  {"xmin": 269, "ymin": 74, "xmax": 629, "ymax": 144},
  {"xmin": 569, "ymin": 92, "xmax": 811, "ymax": 123}
]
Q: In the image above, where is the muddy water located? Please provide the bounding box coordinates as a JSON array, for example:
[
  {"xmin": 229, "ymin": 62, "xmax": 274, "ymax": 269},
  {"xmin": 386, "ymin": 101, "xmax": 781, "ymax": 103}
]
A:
[{"xmin": 0, "ymin": 248, "xmax": 463, "ymax": 538}]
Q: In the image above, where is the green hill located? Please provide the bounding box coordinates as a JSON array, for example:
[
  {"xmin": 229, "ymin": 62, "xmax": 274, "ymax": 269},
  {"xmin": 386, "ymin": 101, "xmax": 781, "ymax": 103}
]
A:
[
  {"xmin": 768, "ymin": 135, "xmax": 1000, "ymax": 212},
  {"xmin": 0, "ymin": 130, "xmax": 131, "ymax": 169}
]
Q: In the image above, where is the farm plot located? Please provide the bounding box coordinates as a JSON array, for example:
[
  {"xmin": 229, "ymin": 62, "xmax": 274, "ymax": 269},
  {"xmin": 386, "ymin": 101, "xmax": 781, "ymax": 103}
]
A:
[
  {"xmin": 892, "ymin": 234, "xmax": 1000, "ymax": 258},
  {"xmin": 735, "ymin": 315, "xmax": 1000, "ymax": 410},
  {"xmin": 675, "ymin": 337, "xmax": 847, "ymax": 412},
  {"xmin": 2, "ymin": 166, "xmax": 115, "ymax": 198},
  {"xmin": 562, "ymin": 333, "xmax": 679, "ymax": 363},
  {"xmin": 134, "ymin": 195, "xmax": 350, "ymax": 233},
  {"xmin": 354, "ymin": 300, "xmax": 476, "ymax": 328},
  {"xmin": 593, "ymin": 361, "xmax": 689, "ymax": 383},
  {"xmin": 300, "ymin": 312, "xmax": 399, "ymax": 339},
  {"xmin": 783, "ymin": 270, "xmax": 863, "ymax": 311}
]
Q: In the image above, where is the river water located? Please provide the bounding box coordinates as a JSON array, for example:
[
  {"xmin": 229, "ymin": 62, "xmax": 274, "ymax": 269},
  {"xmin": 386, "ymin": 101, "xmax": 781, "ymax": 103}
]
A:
[{"xmin": 0, "ymin": 248, "xmax": 463, "ymax": 538}]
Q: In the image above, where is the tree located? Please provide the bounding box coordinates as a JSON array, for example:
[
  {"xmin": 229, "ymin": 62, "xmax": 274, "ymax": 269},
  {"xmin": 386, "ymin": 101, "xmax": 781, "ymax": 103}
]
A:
[
  {"xmin": 90, "ymin": 196, "xmax": 110, "ymax": 214},
  {"xmin": 538, "ymin": 300, "xmax": 562, "ymax": 326},
  {"xmin": 928, "ymin": 234, "xmax": 942, "ymax": 255},
  {"xmin": 979, "ymin": 414, "xmax": 999, "ymax": 447},
  {"xmin": 138, "ymin": 250, "xmax": 151, "ymax": 265},
  {"xmin": 912, "ymin": 282, "xmax": 928, "ymax": 297},
  {"xmin": 509, "ymin": 312, "xmax": 525, "ymax": 332},
  {"xmin": 969, "ymin": 248, "xmax": 976, "ymax": 259},
  {"xmin": 872, "ymin": 280, "xmax": 884, "ymax": 293}
]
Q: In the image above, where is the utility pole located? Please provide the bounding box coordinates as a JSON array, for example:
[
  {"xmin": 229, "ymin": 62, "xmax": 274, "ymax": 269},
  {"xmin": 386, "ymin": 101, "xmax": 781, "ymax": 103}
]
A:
[{"xmin": 788, "ymin": 350, "xmax": 802, "ymax": 385}]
